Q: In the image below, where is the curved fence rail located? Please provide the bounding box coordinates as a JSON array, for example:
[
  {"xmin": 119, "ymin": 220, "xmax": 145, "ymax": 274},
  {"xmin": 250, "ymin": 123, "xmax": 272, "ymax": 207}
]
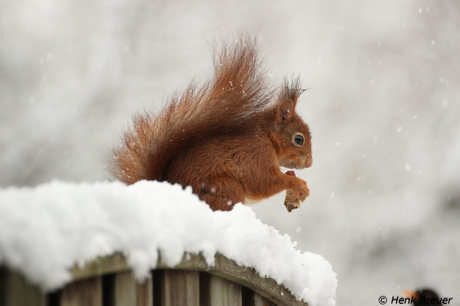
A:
[{"xmin": 0, "ymin": 252, "xmax": 308, "ymax": 306}]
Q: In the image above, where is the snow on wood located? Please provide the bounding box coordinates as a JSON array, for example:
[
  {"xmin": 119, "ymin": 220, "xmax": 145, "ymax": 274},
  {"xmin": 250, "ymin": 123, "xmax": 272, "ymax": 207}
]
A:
[{"xmin": 0, "ymin": 180, "xmax": 337, "ymax": 306}]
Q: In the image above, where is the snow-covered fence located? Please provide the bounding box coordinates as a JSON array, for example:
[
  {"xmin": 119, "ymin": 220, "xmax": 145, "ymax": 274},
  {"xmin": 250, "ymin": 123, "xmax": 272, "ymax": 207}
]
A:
[
  {"xmin": 0, "ymin": 181, "xmax": 337, "ymax": 306},
  {"xmin": 1, "ymin": 252, "xmax": 307, "ymax": 306}
]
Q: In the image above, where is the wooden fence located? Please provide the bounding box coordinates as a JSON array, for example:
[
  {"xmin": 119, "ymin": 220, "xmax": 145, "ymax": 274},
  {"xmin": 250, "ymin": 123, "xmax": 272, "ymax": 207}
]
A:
[{"xmin": 0, "ymin": 252, "xmax": 308, "ymax": 306}]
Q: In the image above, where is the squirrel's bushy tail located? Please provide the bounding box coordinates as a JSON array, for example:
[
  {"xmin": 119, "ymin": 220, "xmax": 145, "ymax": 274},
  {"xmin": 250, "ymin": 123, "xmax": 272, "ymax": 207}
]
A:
[{"xmin": 110, "ymin": 35, "xmax": 275, "ymax": 184}]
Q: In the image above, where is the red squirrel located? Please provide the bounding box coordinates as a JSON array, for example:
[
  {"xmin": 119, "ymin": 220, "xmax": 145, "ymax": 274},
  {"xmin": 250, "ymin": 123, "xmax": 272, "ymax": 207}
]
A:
[{"xmin": 110, "ymin": 35, "xmax": 313, "ymax": 211}]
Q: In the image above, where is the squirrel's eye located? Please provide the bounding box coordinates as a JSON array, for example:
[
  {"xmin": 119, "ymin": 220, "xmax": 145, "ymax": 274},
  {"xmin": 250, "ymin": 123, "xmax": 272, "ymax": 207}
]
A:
[{"xmin": 293, "ymin": 133, "xmax": 304, "ymax": 147}]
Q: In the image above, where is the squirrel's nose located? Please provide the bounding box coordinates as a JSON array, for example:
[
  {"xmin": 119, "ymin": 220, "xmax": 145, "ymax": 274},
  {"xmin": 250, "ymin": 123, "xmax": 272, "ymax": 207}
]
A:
[{"xmin": 305, "ymin": 156, "xmax": 313, "ymax": 168}]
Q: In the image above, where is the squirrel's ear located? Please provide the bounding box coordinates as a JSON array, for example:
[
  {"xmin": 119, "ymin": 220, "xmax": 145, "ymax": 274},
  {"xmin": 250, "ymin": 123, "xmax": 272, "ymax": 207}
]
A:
[{"xmin": 277, "ymin": 99, "xmax": 294, "ymax": 124}]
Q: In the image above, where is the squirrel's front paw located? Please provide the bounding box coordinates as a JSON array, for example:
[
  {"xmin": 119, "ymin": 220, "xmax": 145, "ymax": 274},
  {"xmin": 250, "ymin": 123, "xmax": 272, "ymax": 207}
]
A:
[
  {"xmin": 284, "ymin": 180, "xmax": 310, "ymax": 212},
  {"xmin": 283, "ymin": 171, "xmax": 310, "ymax": 212},
  {"xmin": 284, "ymin": 189, "xmax": 301, "ymax": 212}
]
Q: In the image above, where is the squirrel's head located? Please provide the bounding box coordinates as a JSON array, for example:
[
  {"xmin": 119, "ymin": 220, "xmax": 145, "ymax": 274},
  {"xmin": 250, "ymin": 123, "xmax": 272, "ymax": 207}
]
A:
[{"xmin": 271, "ymin": 83, "xmax": 312, "ymax": 170}]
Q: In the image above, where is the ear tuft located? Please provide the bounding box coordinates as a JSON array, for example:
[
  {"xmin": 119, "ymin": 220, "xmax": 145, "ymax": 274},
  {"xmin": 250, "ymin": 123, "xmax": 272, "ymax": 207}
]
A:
[{"xmin": 280, "ymin": 77, "xmax": 306, "ymax": 105}]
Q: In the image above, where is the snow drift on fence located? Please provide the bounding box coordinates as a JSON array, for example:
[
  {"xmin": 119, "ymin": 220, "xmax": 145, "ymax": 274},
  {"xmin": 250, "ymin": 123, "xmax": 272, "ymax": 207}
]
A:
[{"xmin": 0, "ymin": 180, "xmax": 336, "ymax": 306}]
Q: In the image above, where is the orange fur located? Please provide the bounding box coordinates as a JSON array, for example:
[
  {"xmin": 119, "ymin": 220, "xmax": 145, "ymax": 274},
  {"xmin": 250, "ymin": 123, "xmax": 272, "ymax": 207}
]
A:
[{"xmin": 110, "ymin": 35, "xmax": 312, "ymax": 211}]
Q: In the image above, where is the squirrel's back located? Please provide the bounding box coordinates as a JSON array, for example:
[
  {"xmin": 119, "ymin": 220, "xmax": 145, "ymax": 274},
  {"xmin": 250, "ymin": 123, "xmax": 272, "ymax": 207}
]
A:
[{"xmin": 111, "ymin": 36, "xmax": 274, "ymax": 184}]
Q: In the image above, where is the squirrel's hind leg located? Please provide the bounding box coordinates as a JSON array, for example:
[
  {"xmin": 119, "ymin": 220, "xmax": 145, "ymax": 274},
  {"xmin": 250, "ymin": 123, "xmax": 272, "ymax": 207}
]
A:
[{"xmin": 197, "ymin": 177, "xmax": 246, "ymax": 211}]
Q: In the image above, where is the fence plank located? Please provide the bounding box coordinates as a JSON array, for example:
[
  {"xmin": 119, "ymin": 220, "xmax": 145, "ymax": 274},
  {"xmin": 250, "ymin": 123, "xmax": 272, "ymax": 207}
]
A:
[
  {"xmin": 61, "ymin": 277, "xmax": 102, "ymax": 306},
  {"xmin": 209, "ymin": 274, "xmax": 242, "ymax": 306},
  {"xmin": 161, "ymin": 270, "xmax": 199, "ymax": 306},
  {"xmin": 0, "ymin": 267, "xmax": 45, "ymax": 306},
  {"xmin": 113, "ymin": 271, "xmax": 153, "ymax": 306},
  {"xmin": 115, "ymin": 272, "xmax": 136, "ymax": 306},
  {"xmin": 136, "ymin": 276, "xmax": 153, "ymax": 306},
  {"xmin": 253, "ymin": 292, "xmax": 277, "ymax": 306}
]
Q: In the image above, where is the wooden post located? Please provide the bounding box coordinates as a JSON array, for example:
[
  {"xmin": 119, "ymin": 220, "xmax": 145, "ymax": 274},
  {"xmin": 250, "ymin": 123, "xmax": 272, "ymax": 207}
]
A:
[
  {"xmin": 114, "ymin": 271, "xmax": 152, "ymax": 306},
  {"xmin": 115, "ymin": 272, "xmax": 136, "ymax": 306},
  {"xmin": 253, "ymin": 292, "xmax": 277, "ymax": 306},
  {"xmin": 136, "ymin": 276, "xmax": 153, "ymax": 306},
  {"xmin": 208, "ymin": 274, "xmax": 242, "ymax": 306},
  {"xmin": 60, "ymin": 277, "xmax": 102, "ymax": 306},
  {"xmin": 0, "ymin": 267, "xmax": 45, "ymax": 306},
  {"xmin": 160, "ymin": 270, "xmax": 199, "ymax": 306}
]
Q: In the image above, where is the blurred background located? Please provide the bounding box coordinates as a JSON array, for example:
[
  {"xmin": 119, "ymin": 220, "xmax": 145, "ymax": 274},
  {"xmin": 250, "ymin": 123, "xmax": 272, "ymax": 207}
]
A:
[{"xmin": 1, "ymin": 0, "xmax": 459, "ymax": 304}]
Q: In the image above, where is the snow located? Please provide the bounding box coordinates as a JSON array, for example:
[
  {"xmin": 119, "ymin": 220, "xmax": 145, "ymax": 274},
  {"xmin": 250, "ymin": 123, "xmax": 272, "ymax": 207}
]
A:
[{"xmin": 0, "ymin": 180, "xmax": 337, "ymax": 306}]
